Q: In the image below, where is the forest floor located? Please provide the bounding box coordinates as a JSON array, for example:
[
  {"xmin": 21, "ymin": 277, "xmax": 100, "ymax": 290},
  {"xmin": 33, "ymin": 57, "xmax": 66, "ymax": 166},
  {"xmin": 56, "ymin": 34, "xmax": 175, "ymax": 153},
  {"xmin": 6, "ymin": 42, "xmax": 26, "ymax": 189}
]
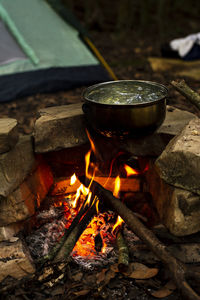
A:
[{"xmin": 0, "ymin": 29, "xmax": 200, "ymax": 134}]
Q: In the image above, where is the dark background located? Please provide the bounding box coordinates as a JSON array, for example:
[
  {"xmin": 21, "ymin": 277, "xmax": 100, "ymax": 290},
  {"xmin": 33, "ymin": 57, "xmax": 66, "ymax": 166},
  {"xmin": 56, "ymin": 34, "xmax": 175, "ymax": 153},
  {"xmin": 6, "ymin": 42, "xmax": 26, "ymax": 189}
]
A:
[{"xmin": 0, "ymin": 0, "xmax": 200, "ymax": 134}]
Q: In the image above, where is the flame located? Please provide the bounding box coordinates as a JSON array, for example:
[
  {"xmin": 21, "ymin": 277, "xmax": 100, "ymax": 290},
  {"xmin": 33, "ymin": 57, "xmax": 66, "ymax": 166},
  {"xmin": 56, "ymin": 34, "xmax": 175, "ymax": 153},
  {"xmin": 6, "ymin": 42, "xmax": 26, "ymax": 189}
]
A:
[
  {"xmin": 113, "ymin": 175, "xmax": 121, "ymax": 198},
  {"xmin": 72, "ymin": 183, "xmax": 89, "ymax": 208},
  {"xmin": 112, "ymin": 215, "xmax": 124, "ymax": 234},
  {"xmin": 70, "ymin": 173, "xmax": 77, "ymax": 185},
  {"xmin": 84, "ymin": 191, "xmax": 92, "ymax": 207},
  {"xmin": 96, "ymin": 198, "xmax": 99, "ymax": 214},
  {"xmin": 124, "ymin": 164, "xmax": 139, "ymax": 176},
  {"xmin": 86, "ymin": 129, "xmax": 96, "ymax": 156},
  {"xmin": 85, "ymin": 150, "xmax": 92, "ymax": 179}
]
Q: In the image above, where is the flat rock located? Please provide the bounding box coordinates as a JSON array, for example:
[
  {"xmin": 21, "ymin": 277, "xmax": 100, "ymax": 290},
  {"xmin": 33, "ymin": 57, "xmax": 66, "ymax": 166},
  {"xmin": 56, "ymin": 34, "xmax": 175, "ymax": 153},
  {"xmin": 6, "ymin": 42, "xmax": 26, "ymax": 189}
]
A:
[
  {"xmin": 0, "ymin": 223, "xmax": 24, "ymax": 242},
  {"xmin": 34, "ymin": 103, "xmax": 88, "ymax": 153},
  {"xmin": 156, "ymin": 118, "xmax": 200, "ymax": 195},
  {"xmin": 147, "ymin": 161, "xmax": 200, "ymax": 236},
  {"xmin": 0, "ymin": 135, "xmax": 35, "ymax": 198},
  {"xmin": 0, "ymin": 118, "xmax": 18, "ymax": 154},
  {"xmin": 0, "ymin": 239, "xmax": 35, "ymax": 282},
  {"xmin": 0, "ymin": 159, "xmax": 53, "ymax": 226}
]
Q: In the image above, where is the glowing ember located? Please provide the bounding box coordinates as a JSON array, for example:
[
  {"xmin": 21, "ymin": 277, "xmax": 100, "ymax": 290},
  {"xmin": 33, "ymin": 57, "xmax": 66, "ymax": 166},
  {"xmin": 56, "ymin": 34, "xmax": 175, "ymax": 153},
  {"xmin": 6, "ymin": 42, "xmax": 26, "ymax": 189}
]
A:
[
  {"xmin": 124, "ymin": 164, "xmax": 139, "ymax": 176},
  {"xmin": 72, "ymin": 212, "xmax": 114, "ymax": 258}
]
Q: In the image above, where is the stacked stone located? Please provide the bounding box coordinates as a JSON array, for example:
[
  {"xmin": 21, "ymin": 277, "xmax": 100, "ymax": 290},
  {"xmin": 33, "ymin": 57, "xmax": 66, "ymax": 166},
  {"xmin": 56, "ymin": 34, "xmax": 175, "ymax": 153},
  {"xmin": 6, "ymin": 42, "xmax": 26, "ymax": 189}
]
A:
[
  {"xmin": 148, "ymin": 118, "xmax": 200, "ymax": 236},
  {"xmin": 0, "ymin": 119, "xmax": 54, "ymax": 282}
]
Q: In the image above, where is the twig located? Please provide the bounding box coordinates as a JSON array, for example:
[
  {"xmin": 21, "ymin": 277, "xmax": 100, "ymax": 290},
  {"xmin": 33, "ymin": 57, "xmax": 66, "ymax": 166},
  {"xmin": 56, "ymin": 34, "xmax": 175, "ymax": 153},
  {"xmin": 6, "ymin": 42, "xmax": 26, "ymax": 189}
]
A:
[
  {"xmin": 116, "ymin": 230, "xmax": 129, "ymax": 272},
  {"xmin": 171, "ymin": 79, "xmax": 200, "ymax": 111},
  {"xmin": 91, "ymin": 180, "xmax": 200, "ymax": 300}
]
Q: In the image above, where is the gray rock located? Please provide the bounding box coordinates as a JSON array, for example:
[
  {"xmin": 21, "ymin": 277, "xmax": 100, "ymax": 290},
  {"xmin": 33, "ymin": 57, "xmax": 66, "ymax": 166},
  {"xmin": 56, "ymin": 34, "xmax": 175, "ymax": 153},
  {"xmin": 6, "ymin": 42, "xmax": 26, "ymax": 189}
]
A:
[
  {"xmin": 147, "ymin": 162, "xmax": 200, "ymax": 236},
  {"xmin": 156, "ymin": 118, "xmax": 200, "ymax": 195},
  {"xmin": 157, "ymin": 106, "xmax": 197, "ymax": 136},
  {"xmin": 0, "ymin": 118, "xmax": 18, "ymax": 154},
  {"xmin": 121, "ymin": 106, "xmax": 196, "ymax": 157},
  {"xmin": 0, "ymin": 160, "xmax": 53, "ymax": 226},
  {"xmin": 34, "ymin": 103, "xmax": 88, "ymax": 153},
  {"xmin": 0, "ymin": 239, "xmax": 35, "ymax": 282},
  {"xmin": 168, "ymin": 243, "xmax": 200, "ymax": 263}
]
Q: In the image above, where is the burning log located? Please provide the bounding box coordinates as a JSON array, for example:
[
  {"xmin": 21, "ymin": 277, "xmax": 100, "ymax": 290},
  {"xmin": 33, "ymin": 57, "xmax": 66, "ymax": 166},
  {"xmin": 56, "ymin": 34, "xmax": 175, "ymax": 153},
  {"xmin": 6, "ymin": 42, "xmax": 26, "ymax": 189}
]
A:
[
  {"xmin": 116, "ymin": 230, "xmax": 129, "ymax": 273},
  {"xmin": 53, "ymin": 199, "xmax": 97, "ymax": 263},
  {"xmin": 37, "ymin": 193, "xmax": 96, "ymax": 266},
  {"xmin": 171, "ymin": 79, "xmax": 200, "ymax": 111},
  {"xmin": 90, "ymin": 180, "xmax": 200, "ymax": 300}
]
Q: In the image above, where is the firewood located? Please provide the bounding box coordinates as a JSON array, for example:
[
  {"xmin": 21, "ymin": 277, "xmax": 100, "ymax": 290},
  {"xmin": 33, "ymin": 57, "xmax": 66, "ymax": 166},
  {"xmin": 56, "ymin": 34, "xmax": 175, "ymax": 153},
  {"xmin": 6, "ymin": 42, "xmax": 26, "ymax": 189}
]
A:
[
  {"xmin": 91, "ymin": 180, "xmax": 200, "ymax": 300},
  {"xmin": 53, "ymin": 202, "xmax": 97, "ymax": 263},
  {"xmin": 171, "ymin": 79, "xmax": 200, "ymax": 111},
  {"xmin": 36, "ymin": 194, "xmax": 94, "ymax": 266},
  {"xmin": 116, "ymin": 230, "xmax": 129, "ymax": 273}
]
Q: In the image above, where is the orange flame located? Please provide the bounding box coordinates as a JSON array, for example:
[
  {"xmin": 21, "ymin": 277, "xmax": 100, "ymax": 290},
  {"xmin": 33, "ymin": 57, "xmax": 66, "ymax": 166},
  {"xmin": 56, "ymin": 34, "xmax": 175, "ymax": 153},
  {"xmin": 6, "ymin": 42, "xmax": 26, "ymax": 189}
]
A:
[
  {"xmin": 70, "ymin": 173, "xmax": 77, "ymax": 185},
  {"xmin": 124, "ymin": 164, "xmax": 139, "ymax": 176},
  {"xmin": 85, "ymin": 150, "xmax": 92, "ymax": 179},
  {"xmin": 72, "ymin": 183, "xmax": 89, "ymax": 208},
  {"xmin": 86, "ymin": 129, "xmax": 96, "ymax": 156},
  {"xmin": 112, "ymin": 215, "xmax": 124, "ymax": 234},
  {"xmin": 113, "ymin": 176, "xmax": 121, "ymax": 198},
  {"xmin": 96, "ymin": 198, "xmax": 99, "ymax": 214}
]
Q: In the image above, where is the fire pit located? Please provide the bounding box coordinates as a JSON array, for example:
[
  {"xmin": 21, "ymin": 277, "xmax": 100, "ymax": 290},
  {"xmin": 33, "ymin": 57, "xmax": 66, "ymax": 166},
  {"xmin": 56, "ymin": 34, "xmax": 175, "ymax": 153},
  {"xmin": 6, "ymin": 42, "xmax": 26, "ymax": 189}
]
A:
[{"xmin": 0, "ymin": 101, "xmax": 200, "ymax": 299}]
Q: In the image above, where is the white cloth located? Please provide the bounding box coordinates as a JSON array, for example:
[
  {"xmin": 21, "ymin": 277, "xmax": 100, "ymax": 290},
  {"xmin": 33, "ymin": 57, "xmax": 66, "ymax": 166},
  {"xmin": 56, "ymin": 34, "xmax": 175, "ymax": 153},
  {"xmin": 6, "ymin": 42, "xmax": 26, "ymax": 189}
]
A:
[{"xmin": 170, "ymin": 32, "xmax": 200, "ymax": 57}]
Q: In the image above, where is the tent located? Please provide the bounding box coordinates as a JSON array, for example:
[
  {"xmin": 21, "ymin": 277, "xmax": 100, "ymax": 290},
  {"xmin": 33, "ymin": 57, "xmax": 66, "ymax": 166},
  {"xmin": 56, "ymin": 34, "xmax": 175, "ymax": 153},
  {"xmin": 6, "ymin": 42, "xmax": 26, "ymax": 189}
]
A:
[{"xmin": 0, "ymin": 0, "xmax": 116, "ymax": 102}]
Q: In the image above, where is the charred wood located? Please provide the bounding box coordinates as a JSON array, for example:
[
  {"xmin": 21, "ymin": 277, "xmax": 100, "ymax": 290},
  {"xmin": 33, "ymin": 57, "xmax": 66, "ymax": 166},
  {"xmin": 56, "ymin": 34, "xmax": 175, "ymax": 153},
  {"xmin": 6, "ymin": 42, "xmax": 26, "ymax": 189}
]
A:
[{"xmin": 53, "ymin": 200, "xmax": 97, "ymax": 263}]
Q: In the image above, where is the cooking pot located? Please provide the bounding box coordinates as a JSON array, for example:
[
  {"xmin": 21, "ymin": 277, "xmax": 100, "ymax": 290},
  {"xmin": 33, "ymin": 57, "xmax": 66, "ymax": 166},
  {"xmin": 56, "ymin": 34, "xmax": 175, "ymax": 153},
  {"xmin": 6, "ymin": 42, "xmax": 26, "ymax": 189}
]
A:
[{"xmin": 82, "ymin": 80, "xmax": 168, "ymax": 137}]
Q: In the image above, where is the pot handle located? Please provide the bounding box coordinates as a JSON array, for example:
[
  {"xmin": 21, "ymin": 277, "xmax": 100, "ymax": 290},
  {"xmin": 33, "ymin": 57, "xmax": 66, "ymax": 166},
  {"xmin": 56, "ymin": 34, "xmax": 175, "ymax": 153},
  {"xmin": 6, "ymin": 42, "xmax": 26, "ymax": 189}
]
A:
[{"xmin": 82, "ymin": 103, "xmax": 91, "ymax": 114}]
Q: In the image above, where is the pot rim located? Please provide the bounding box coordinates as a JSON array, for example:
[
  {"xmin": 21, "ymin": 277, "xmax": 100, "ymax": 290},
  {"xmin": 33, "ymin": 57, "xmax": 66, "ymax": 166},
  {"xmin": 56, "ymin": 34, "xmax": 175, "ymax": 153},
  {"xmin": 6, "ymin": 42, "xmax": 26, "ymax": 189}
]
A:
[{"xmin": 83, "ymin": 80, "xmax": 168, "ymax": 108}]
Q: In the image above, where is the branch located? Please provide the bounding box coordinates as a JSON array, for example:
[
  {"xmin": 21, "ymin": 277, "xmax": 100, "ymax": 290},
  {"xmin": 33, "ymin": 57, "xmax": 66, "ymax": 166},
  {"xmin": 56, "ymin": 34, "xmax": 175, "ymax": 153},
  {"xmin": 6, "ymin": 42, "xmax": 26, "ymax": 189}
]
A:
[{"xmin": 171, "ymin": 79, "xmax": 200, "ymax": 111}]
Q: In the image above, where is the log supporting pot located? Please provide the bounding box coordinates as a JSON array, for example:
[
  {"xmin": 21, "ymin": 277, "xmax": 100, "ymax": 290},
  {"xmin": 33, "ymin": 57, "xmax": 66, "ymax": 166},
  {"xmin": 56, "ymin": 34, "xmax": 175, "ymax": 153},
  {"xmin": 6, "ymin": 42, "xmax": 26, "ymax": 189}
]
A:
[{"xmin": 82, "ymin": 80, "xmax": 168, "ymax": 137}]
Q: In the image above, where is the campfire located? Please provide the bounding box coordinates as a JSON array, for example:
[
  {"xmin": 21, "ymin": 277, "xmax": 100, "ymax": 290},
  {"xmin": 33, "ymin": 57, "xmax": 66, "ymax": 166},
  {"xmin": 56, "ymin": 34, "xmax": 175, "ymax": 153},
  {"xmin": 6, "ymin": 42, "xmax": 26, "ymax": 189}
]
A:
[
  {"xmin": 0, "ymin": 81, "xmax": 200, "ymax": 299},
  {"xmin": 26, "ymin": 132, "xmax": 147, "ymax": 270}
]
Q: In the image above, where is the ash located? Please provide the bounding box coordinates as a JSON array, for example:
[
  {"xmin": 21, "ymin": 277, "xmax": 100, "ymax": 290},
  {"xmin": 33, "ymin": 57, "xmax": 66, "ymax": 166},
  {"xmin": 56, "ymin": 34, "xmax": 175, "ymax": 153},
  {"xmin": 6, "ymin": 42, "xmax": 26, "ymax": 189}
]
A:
[
  {"xmin": 72, "ymin": 248, "xmax": 117, "ymax": 270},
  {"xmin": 26, "ymin": 206, "xmax": 67, "ymax": 259}
]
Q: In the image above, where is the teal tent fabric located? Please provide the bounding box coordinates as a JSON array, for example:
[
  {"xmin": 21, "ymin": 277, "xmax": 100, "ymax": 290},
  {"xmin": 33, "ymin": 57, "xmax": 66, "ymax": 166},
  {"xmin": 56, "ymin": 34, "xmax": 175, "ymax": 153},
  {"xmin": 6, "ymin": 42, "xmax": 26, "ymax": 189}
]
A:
[{"xmin": 0, "ymin": 0, "xmax": 110, "ymax": 102}]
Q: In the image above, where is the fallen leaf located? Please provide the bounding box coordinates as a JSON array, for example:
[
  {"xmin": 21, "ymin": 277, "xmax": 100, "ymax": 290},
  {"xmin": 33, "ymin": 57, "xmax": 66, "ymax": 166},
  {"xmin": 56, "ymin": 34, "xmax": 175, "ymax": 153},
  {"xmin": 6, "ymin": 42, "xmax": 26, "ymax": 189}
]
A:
[
  {"xmin": 71, "ymin": 272, "xmax": 83, "ymax": 282},
  {"xmin": 96, "ymin": 269, "xmax": 107, "ymax": 284},
  {"xmin": 73, "ymin": 289, "xmax": 90, "ymax": 297},
  {"xmin": 104, "ymin": 269, "xmax": 116, "ymax": 285},
  {"xmin": 110, "ymin": 263, "xmax": 119, "ymax": 273},
  {"xmin": 126, "ymin": 262, "xmax": 159, "ymax": 279},
  {"xmin": 98, "ymin": 269, "xmax": 116, "ymax": 291},
  {"xmin": 151, "ymin": 280, "xmax": 176, "ymax": 298}
]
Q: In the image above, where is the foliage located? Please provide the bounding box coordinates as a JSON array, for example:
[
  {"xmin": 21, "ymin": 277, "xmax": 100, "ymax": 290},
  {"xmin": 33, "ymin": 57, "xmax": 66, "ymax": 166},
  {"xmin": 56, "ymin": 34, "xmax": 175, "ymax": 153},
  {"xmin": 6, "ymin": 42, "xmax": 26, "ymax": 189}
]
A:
[{"xmin": 62, "ymin": 0, "xmax": 200, "ymax": 40}]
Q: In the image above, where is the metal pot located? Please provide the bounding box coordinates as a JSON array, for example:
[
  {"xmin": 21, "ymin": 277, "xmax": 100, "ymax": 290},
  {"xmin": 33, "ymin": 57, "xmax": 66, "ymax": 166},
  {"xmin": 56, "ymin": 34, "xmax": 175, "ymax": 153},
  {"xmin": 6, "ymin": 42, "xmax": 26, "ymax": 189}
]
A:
[{"xmin": 82, "ymin": 80, "xmax": 168, "ymax": 137}]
